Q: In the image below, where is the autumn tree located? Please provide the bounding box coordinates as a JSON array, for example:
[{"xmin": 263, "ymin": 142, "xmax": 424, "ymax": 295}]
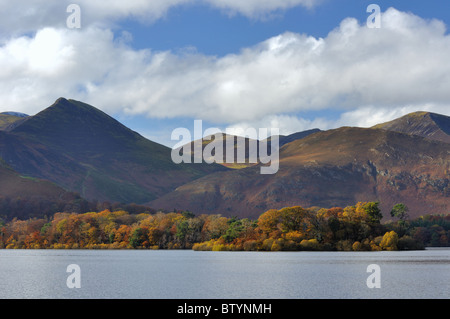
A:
[
  {"xmin": 201, "ymin": 215, "xmax": 228, "ymax": 241},
  {"xmin": 278, "ymin": 207, "xmax": 311, "ymax": 233},
  {"xmin": 359, "ymin": 202, "xmax": 383, "ymax": 224},
  {"xmin": 257, "ymin": 209, "xmax": 281, "ymax": 234},
  {"xmin": 380, "ymin": 231, "xmax": 399, "ymax": 251},
  {"xmin": 1, "ymin": 201, "xmax": 439, "ymax": 251}
]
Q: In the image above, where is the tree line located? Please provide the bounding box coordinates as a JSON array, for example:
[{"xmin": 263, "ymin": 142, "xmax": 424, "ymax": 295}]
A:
[
  {"xmin": 0, "ymin": 194, "xmax": 156, "ymax": 220},
  {"xmin": 0, "ymin": 201, "xmax": 448, "ymax": 250}
]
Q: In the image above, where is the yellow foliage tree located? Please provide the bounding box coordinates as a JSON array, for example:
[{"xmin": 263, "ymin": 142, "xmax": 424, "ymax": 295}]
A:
[
  {"xmin": 352, "ymin": 241, "xmax": 362, "ymax": 251},
  {"xmin": 257, "ymin": 209, "xmax": 281, "ymax": 234},
  {"xmin": 380, "ymin": 231, "xmax": 399, "ymax": 251}
]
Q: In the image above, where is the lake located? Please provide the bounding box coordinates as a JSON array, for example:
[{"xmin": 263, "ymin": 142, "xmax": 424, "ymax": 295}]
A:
[{"xmin": 0, "ymin": 248, "xmax": 448, "ymax": 299}]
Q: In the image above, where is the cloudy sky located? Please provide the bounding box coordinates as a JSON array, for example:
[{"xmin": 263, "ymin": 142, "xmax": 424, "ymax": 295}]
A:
[{"xmin": 1, "ymin": 0, "xmax": 450, "ymax": 146}]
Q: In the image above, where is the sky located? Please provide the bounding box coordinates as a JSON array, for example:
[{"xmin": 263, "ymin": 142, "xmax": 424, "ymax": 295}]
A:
[{"xmin": 1, "ymin": 0, "xmax": 450, "ymax": 147}]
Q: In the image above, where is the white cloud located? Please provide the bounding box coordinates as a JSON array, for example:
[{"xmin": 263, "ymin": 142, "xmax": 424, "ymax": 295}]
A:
[
  {"xmin": 228, "ymin": 114, "xmax": 330, "ymax": 137},
  {"xmin": 0, "ymin": 0, "xmax": 320, "ymax": 37},
  {"xmin": 335, "ymin": 103, "xmax": 450, "ymax": 128},
  {"xmin": 0, "ymin": 7, "xmax": 450, "ymax": 134},
  {"xmin": 225, "ymin": 103, "xmax": 449, "ymax": 140},
  {"xmin": 0, "ymin": 0, "xmax": 190, "ymax": 36},
  {"xmin": 203, "ymin": 0, "xmax": 319, "ymax": 19}
]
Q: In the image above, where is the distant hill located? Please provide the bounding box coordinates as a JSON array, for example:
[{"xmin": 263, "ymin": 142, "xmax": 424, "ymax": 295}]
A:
[
  {"xmin": 0, "ymin": 112, "xmax": 29, "ymax": 118},
  {"xmin": 266, "ymin": 128, "xmax": 322, "ymax": 147},
  {"xmin": 0, "ymin": 98, "xmax": 226, "ymax": 205},
  {"xmin": 0, "ymin": 113, "xmax": 29, "ymax": 131},
  {"xmin": 176, "ymin": 128, "xmax": 321, "ymax": 169},
  {"xmin": 150, "ymin": 126, "xmax": 450, "ymax": 219},
  {"xmin": 373, "ymin": 111, "xmax": 450, "ymax": 144}
]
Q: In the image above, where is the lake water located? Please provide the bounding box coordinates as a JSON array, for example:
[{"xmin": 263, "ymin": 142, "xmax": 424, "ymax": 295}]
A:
[{"xmin": 0, "ymin": 248, "xmax": 448, "ymax": 299}]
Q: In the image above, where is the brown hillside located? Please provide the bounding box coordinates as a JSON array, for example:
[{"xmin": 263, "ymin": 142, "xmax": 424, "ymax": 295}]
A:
[{"xmin": 150, "ymin": 127, "xmax": 450, "ymax": 219}]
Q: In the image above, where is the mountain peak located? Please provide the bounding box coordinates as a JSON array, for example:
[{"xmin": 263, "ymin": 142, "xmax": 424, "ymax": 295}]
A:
[
  {"xmin": 2, "ymin": 98, "xmax": 224, "ymax": 205},
  {"xmin": 372, "ymin": 111, "xmax": 450, "ymax": 143},
  {"xmin": 54, "ymin": 96, "xmax": 69, "ymax": 103},
  {"xmin": 48, "ymin": 97, "xmax": 103, "ymax": 115},
  {"xmin": 10, "ymin": 98, "xmax": 140, "ymax": 155},
  {"xmin": 47, "ymin": 97, "xmax": 75, "ymax": 110}
]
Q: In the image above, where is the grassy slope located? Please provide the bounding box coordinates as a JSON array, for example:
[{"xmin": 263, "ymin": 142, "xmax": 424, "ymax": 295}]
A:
[
  {"xmin": 0, "ymin": 157, "xmax": 87, "ymax": 219},
  {"xmin": 0, "ymin": 114, "xmax": 27, "ymax": 131}
]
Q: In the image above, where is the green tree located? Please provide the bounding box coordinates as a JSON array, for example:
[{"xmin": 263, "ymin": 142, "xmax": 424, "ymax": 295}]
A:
[
  {"xmin": 129, "ymin": 227, "xmax": 147, "ymax": 248},
  {"xmin": 175, "ymin": 220, "xmax": 189, "ymax": 242},
  {"xmin": 390, "ymin": 203, "xmax": 409, "ymax": 221},
  {"xmin": 181, "ymin": 211, "xmax": 195, "ymax": 219},
  {"xmin": 223, "ymin": 219, "xmax": 244, "ymax": 243},
  {"xmin": 362, "ymin": 202, "xmax": 383, "ymax": 224}
]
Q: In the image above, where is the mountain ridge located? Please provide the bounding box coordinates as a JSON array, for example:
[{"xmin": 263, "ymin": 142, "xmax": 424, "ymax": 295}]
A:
[
  {"xmin": 176, "ymin": 128, "xmax": 322, "ymax": 169},
  {"xmin": 372, "ymin": 111, "xmax": 450, "ymax": 144}
]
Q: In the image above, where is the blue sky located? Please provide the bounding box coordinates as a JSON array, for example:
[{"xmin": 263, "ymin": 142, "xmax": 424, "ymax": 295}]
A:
[
  {"xmin": 123, "ymin": 1, "xmax": 450, "ymax": 56},
  {"xmin": 1, "ymin": 1, "xmax": 450, "ymax": 147},
  {"xmin": 122, "ymin": 3, "xmax": 337, "ymax": 56}
]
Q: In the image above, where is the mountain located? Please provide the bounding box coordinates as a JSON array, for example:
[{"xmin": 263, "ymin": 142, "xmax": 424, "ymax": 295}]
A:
[
  {"xmin": 176, "ymin": 128, "xmax": 321, "ymax": 169},
  {"xmin": 0, "ymin": 112, "xmax": 29, "ymax": 118},
  {"xmin": 1, "ymin": 101, "xmax": 448, "ymax": 222},
  {"xmin": 150, "ymin": 126, "xmax": 450, "ymax": 219},
  {"xmin": 175, "ymin": 133, "xmax": 262, "ymax": 169},
  {"xmin": 0, "ymin": 98, "xmax": 226, "ymax": 204},
  {"xmin": 372, "ymin": 111, "xmax": 450, "ymax": 144},
  {"xmin": 0, "ymin": 112, "xmax": 29, "ymax": 131}
]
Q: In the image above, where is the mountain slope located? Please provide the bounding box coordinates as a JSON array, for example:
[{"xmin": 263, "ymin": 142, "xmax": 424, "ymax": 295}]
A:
[
  {"xmin": 176, "ymin": 128, "xmax": 321, "ymax": 169},
  {"xmin": 150, "ymin": 126, "xmax": 450, "ymax": 219},
  {"xmin": 0, "ymin": 158, "xmax": 88, "ymax": 220},
  {"xmin": 372, "ymin": 111, "xmax": 450, "ymax": 143},
  {"xmin": 175, "ymin": 133, "xmax": 262, "ymax": 169},
  {"xmin": 0, "ymin": 113, "xmax": 29, "ymax": 131},
  {"xmin": 266, "ymin": 128, "xmax": 322, "ymax": 147},
  {"xmin": 1, "ymin": 98, "xmax": 226, "ymax": 204}
]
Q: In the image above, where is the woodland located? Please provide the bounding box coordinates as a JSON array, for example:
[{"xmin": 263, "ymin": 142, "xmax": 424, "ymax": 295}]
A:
[{"xmin": 1, "ymin": 202, "xmax": 448, "ymax": 251}]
